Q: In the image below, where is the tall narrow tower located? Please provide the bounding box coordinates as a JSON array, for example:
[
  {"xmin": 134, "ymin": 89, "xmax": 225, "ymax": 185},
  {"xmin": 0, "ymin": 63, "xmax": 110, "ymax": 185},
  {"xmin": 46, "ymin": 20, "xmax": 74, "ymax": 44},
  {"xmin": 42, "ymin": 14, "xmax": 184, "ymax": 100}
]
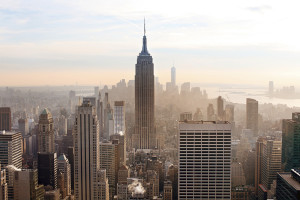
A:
[
  {"xmin": 38, "ymin": 108, "xmax": 54, "ymax": 153},
  {"xmin": 134, "ymin": 20, "xmax": 156, "ymax": 149},
  {"xmin": 73, "ymin": 100, "xmax": 100, "ymax": 199}
]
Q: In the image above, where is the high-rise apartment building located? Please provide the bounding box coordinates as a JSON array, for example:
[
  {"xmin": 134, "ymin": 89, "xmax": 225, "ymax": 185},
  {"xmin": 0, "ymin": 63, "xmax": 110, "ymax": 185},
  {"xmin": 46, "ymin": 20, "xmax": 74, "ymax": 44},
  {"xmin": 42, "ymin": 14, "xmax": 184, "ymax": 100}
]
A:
[
  {"xmin": 282, "ymin": 112, "xmax": 300, "ymax": 171},
  {"xmin": 134, "ymin": 21, "xmax": 156, "ymax": 149},
  {"xmin": 96, "ymin": 169, "xmax": 109, "ymax": 200},
  {"xmin": 73, "ymin": 100, "xmax": 100, "ymax": 199},
  {"xmin": 178, "ymin": 121, "xmax": 232, "ymax": 199},
  {"xmin": 38, "ymin": 108, "xmax": 54, "ymax": 153},
  {"xmin": 246, "ymin": 98, "xmax": 258, "ymax": 135},
  {"xmin": 110, "ymin": 134, "xmax": 126, "ymax": 165},
  {"xmin": 0, "ymin": 108, "xmax": 11, "ymax": 131},
  {"xmin": 114, "ymin": 101, "xmax": 125, "ymax": 135}
]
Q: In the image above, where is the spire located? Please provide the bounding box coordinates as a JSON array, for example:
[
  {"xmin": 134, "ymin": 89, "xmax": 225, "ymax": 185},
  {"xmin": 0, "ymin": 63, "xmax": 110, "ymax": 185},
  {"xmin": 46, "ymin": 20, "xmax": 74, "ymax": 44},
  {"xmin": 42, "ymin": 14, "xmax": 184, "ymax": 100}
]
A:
[
  {"xmin": 144, "ymin": 17, "xmax": 146, "ymax": 36},
  {"xmin": 140, "ymin": 18, "xmax": 150, "ymax": 55}
]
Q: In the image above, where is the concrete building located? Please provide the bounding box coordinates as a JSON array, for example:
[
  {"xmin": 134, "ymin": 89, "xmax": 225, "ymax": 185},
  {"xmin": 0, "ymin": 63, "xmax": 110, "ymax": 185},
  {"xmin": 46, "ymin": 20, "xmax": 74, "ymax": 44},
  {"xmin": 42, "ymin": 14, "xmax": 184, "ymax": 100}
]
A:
[
  {"xmin": 100, "ymin": 140, "xmax": 119, "ymax": 199},
  {"xmin": 73, "ymin": 100, "xmax": 100, "ymax": 199},
  {"xmin": 18, "ymin": 118, "xmax": 29, "ymax": 136},
  {"xmin": 13, "ymin": 169, "xmax": 45, "ymax": 200},
  {"xmin": 110, "ymin": 134, "xmax": 126, "ymax": 165},
  {"xmin": 217, "ymin": 96, "xmax": 224, "ymax": 120},
  {"xmin": 57, "ymin": 154, "xmax": 71, "ymax": 196},
  {"xmin": 163, "ymin": 181, "xmax": 172, "ymax": 200},
  {"xmin": 282, "ymin": 112, "xmax": 300, "ymax": 171},
  {"xmin": 134, "ymin": 21, "xmax": 156, "ymax": 149},
  {"xmin": 0, "ymin": 108, "xmax": 11, "ymax": 131},
  {"xmin": 246, "ymin": 98, "xmax": 258, "ymax": 135},
  {"xmin": 38, "ymin": 108, "xmax": 55, "ymax": 153},
  {"xmin": 96, "ymin": 169, "xmax": 109, "ymax": 200},
  {"xmin": 207, "ymin": 104, "xmax": 215, "ymax": 121},
  {"xmin": 178, "ymin": 121, "xmax": 231, "ymax": 199}
]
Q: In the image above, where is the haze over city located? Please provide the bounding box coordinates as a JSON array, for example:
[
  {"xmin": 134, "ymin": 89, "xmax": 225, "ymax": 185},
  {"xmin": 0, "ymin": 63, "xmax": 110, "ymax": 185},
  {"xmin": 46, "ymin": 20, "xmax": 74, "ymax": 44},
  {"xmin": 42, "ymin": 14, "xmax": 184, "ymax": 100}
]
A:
[
  {"xmin": 1, "ymin": 1, "xmax": 300, "ymax": 200},
  {"xmin": 1, "ymin": 0, "xmax": 300, "ymax": 87}
]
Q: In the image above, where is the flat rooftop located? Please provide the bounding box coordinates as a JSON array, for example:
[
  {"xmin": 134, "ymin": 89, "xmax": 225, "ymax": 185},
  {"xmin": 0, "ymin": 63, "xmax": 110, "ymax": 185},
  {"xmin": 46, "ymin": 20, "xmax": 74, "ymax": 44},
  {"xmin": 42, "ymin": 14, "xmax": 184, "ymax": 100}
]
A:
[{"xmin": 278, "ymin": 172, "xmax": 300, "ymax": 191}]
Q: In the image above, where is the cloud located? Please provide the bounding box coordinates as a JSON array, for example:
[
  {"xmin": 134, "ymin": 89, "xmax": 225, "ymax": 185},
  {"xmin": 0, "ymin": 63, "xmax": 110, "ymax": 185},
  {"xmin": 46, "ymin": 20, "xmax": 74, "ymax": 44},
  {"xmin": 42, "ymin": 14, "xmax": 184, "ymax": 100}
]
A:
[{"xmin": 246, "ymin": 5, "xmax": 272, "ymax": 13}]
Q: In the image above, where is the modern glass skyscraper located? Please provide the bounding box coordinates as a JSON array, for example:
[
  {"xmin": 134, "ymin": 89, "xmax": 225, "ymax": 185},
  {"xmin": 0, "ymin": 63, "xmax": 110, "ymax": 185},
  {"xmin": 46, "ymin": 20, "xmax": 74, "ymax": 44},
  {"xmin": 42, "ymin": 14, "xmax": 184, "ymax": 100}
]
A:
[
  {"xmin": 178, "ymin": 121, "xmax": 232, "ymax": 199},
  {"xmin": 134, "ymin": 21, "xmax": 156, "ymax": 149}
]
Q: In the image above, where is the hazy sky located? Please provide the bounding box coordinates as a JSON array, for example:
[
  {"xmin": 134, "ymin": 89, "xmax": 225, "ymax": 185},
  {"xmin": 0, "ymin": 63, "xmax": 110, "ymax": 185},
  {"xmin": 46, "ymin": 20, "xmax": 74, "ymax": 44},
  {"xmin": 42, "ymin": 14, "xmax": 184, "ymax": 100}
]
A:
[{"xmin": 1, "ymin": 0, "xmax": 300, "ymax": 87}]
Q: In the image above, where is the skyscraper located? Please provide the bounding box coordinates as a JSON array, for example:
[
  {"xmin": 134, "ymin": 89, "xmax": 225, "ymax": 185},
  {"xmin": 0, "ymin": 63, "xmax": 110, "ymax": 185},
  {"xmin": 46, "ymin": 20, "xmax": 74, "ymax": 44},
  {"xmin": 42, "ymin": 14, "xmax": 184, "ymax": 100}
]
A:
[
  {"xmin": 100, "ymin": 140, "xmax": 119, "ymax": 199},
  {"xmin": 38, "ymin": 108, "xmax": 55, "ymax": 153},
  {"xmin": 114, "ymin": 101, "xmax": 125, "ymax": 135},
  {"xmin": 178, "ymin": 121, "xmax": 232, "ymax": 199},
  {"xmin": 13, "ymin": 169, "xmax": 45, "ymax": 200},
  {"xmin": 134, "ymin": 20, "xmax": 156, "ymax": 149},
  {"xmin": 282, "ymin": 112, "xmax": 300, "ymax": 171},
  {"xmin": 217, "ymin": 96, "xmax": 224, "ymax": 120},
  {"xmin": 0, "ymin": 107, "xmax": 11, "ymax": 131},
  {"xmin": 38, "ymin": 152, "xmax": 57, "ymax": 190},
  {"xmin": 57, "ymin": 154, "xmax": 71, "ymax": 196},
  {"xmin": 246, "ymin": 98, "xmax": 258, "ymax": 135},
  {"xmin": 73, "ymin": 100, "xmax": 100, "ymax": 199},
  {"xmin": 171, "ymin": 66, "xmax": 176, "ymax": 86},
  {"xmin": 0, "ymin": 131, "xmax": 22, "ymax": 168}
]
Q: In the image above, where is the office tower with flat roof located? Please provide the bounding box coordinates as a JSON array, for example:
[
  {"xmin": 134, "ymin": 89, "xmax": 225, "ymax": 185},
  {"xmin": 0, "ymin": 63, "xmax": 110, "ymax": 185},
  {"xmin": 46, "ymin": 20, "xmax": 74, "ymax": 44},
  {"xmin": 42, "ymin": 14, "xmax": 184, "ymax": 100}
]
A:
[
  {"xmin": 134, "ymin": 20, "xmax": 156, "ymax": 149},
  {"xmin": 178, "ymin": 121, "xmax": 232, "ymax": 199},
  {"xmin": 73, "ymin": 100, "xmax": 100, "ymax": 199},
  {"xmin": 38, "ymin": 108, "xmax": 54, "ymax": 153},
  {"xmin": 18, "ymin": 118, "xmax": 29, "ymax": 136},
  {"xmin": 163, "ymin": 181, "xmax": 172, "ymax": 200},
  {"xmin": 246, "ymin": 98, "xmax": 258, "ymax": 135},
  {"xmin": 282, "ymin": 112, "xmax": 300, "ymax": 172},
  {"xmin": 38, "ymin": 152, "xmax": 57, "ymax": 190},
  {"xmin": 255, "ymin": 137, "xmax": 265, "ymax": 196},
  {"xmin": 207, "ymin": 103, "xmax": 215, "ymax": 121},
  {"xmin": 67, "ymin": 147, "xmax": 74, "ymax": 191},
  {"xmin": 217, "ymin": 96, "xmax": 224, "ymax": 120},
  {"xmin": 97, "ymin": 92, "xmax": 104, "ymax": 139},
  {"xmin": 261, "ymin": 139, "xmax": 282, "ymax": 189},
  {"xmin": 171, "ymin": 66, "xmax": 176, "ymax": 86},
  {"xmin": 114, "ymin": 101, "xmax": 125, "ymax": 135},
  {"xmin": 13, "ymin": 169, "xmax": 45, "ymax": 200},
  {"xmin": 0, "ymin": 108, "xmax": 11, "ymax": 131},
  {"xmin": 57, "ymin": 154, "xmax": 71, "ymax": 196},
  {"xmin": 225, "ymin": 104, "xmax": 234, "ymax": 122},
  {"xmin": 104, "ymin": 93, "xmax": 114, "ymax": 140},
  {"xmin": 276, "ymin": 169, "xmax": 300, "ymax": 200},
  {"xmin": 0, "ymin": 131, "xmax": 22, "ymax": 168},
  {"xmin": 110, "ymin": 134, "xmax": 126, "ymax": 165},
  {"xmin": 100, "ymin": 140, "xmax": 119, "ymax": 199}
]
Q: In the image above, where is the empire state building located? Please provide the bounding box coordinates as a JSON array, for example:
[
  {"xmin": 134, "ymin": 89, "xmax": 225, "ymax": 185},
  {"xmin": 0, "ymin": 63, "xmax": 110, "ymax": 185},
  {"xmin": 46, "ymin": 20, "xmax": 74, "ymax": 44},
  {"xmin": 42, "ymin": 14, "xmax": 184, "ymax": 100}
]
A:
[{"xmin": 134, "ymin": 21, "xmax": 156, "ymax": 149}]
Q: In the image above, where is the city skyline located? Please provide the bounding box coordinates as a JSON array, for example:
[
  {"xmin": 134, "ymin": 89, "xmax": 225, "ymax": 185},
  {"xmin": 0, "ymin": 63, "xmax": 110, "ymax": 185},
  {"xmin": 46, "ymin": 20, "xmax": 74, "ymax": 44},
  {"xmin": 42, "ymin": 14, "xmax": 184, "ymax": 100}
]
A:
[{"xmin": 1, "ymin": 1, "xmax": 300, "ymax": 87}]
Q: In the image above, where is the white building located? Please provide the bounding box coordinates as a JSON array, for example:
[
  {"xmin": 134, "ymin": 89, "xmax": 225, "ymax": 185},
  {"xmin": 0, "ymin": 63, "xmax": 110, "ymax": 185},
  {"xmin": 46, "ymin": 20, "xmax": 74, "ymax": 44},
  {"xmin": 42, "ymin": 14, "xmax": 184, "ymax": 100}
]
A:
[{"xmin": 178, "ymin": 121, "xmax": 232, "ymax": 199}]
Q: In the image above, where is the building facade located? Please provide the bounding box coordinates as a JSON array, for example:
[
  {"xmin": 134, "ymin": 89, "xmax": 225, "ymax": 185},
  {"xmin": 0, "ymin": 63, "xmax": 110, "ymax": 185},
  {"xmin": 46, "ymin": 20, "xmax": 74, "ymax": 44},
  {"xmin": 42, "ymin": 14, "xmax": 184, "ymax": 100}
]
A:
[
  {"xmin": 73, "ymin": 100, "xmax": 100, "ymax": 199},
  {"xmin": 178, "ymin": 121, "xmax": 232, "ymax": 199},
  {"xmin": 38, "ymin": 108, "xmax": 55, "ymax": 153}
]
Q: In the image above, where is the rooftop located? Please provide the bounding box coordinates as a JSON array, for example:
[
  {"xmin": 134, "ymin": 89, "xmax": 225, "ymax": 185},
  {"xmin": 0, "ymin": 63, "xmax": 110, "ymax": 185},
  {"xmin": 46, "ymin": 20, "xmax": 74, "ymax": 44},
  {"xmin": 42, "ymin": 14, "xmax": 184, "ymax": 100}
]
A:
[{"xmin": 278, "ymin": 172, "xmax": 300, "ymax": 191}]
